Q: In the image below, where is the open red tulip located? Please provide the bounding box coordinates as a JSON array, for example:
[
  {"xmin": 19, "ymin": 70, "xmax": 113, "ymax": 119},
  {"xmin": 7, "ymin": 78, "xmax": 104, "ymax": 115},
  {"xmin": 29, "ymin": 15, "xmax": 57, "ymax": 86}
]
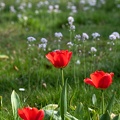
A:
[
  {"xmin": 18, "ymin": 107, "xmax": 44, "ymax": 120},
  {"xmin": 84, "ymin": 70, "xmax": 114, "ymax": 89},
  {"xmin": 46, "ymin": 50, "xmax": 72, "ymax": 68}
]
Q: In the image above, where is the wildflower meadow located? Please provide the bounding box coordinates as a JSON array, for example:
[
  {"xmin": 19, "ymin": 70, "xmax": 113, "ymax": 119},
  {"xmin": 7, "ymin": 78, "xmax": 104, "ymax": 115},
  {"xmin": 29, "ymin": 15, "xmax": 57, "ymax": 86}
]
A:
[{"xmin": 0, "ymin": 0, "xmax": 120, "ymax": 120}]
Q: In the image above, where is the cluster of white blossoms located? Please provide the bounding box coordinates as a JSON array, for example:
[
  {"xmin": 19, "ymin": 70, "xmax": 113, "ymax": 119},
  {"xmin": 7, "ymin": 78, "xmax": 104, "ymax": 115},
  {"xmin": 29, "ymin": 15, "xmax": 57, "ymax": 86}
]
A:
[
  {"xmin": 27, "ymin": 36, "xmax": 36, "ymax": 42},
  {"xmin": 67, "ymin": 42, "xmax": 74, "ymax": 48},
  {"xmin": 27, "ymin": 36, "xmax": 36, "ymax": 48},
  {"xmin": 27, "ymin": 36, "xmax": 48, "ymax": 51},
  {"xmin": 48, "ymin": 4, "xmax": 60, "ymax": 13},
  {"xmin": 68, "ymin": 16, "xmax": 75, "ymax": 31},
  {"xmin": 82, "ymin": 33, "xmax": 89, "ymax": 40},
  {"xmin": 38, "ymin": 38, "xmax": 48, "ymax": 51},
  {"xmin": 67, "ymin": 2, "xmax": 77, "ymax": 14},
  {"xmin": 54, "ymin": 32, "xmax": 63, "ymax": 38},
  {"xmin": 37, "ymin": 1, "xmax": 49, "ymax": 8},
  {"xmin": 109, "ymin": 32, "xmax": 120, "ymax": 40},
  {"xmin": 92, "ymin": 32, "xmax": 100, "ymax": 39},
  {"xmin": 75, "ymin": 34, "xmax": 81, "ymax": 41},
  {"xmin": 54, "ymin": 32, "xmax": 63, "ymax": 44}
]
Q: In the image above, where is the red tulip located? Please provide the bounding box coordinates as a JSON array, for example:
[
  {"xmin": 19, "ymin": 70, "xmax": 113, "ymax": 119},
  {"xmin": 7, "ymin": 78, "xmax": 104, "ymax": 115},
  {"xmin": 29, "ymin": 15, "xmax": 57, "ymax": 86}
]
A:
[
  {"xmin": 18, "ymin": 107, "xmax": 44, "ymax": 120},
  {"xmin": 46, "ymin": 50, "xmax": 72, "ymax": 68},
  {"xmin": 84, "ymin": 70, "xmax": 114, "ymax": 89}
]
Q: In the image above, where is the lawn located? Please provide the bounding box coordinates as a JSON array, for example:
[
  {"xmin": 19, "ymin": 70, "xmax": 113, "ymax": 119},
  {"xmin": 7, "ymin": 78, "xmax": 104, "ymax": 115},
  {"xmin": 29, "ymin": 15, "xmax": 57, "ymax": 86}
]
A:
[{"xmin": 0, "ymin": 0, "xmax": 120, "ymax": 119}]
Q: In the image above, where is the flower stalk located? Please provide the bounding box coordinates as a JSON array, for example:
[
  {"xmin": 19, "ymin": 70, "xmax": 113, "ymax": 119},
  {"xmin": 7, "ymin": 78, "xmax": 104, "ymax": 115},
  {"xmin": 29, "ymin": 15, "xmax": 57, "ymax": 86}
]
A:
[
  {"xmin": 0, "ymin": 96, "xmax": 2, "ymax": 111},
  {"xmin": 101, "ymin": 90, "xmax": 104, "ymax": 114},
  {"xmin": 60, "ymin": 69, "xmax": 67, "ymax": 120},
  {"xmin": 61, "ymin": 68, "xmax": 64, "ymax": 87}
]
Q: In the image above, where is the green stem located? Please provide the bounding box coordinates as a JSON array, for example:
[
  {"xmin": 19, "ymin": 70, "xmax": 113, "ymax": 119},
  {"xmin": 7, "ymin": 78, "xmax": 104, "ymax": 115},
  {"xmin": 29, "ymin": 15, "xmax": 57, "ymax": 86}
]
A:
[
  {"xmin": 101, "ymin": 90, "xmax": 104, "ymax": 114},
  {"xmin": 70, "ymin": 30, "xmax": 72, "ymax": 42},
  {"xmin": 0, "ymin": 96, "xmax": 2, "ymax": 111},
  {"xmin": 61, "ymin": 68, "xmax": 64, "ymax": 87},
  {"xmin": 60, "ymin": 68, "xmax": 67, "ymax": 120},
  {"xmin": 83, "ymin": 41, "xmax": 86, "ymax": 78}
]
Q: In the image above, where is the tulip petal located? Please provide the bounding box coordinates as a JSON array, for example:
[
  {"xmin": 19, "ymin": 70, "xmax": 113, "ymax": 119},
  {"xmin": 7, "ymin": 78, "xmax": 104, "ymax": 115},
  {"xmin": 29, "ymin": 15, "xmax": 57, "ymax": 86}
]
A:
[
  {"xmin": 90, "ymin": 71, "xmax": 105, "ymax": 88},
  {"xmin": 46, "ymin": 52, "xmax": 55, "ymax": 65},
  {"xmin": 66, "ymin": 51, "xmax": 72, "ymax": 63},
  {"xmin": 84, "ymin": 78, "xmax": 96, "ymax": 87},
  {"xmin": 36, "ymin": 110, "xmax": 45, "ymax": 120},
  {"xmin": 29, "ymin": 107, "xmax": 39, "ymax": 120},
  {"xmin": 18, "ymin": 108, "xmax": 29, "ymax": 120},
  {"xmin": 54, "ymin": 53, "xmax": 66, "ymax": 68},
  {"xmin": 110, "ymin": 72, "xmax": 114, "ymax": 77},
  {"xmin": 98, "ymin": 74, "xmax": 112, "ymax": 89}
]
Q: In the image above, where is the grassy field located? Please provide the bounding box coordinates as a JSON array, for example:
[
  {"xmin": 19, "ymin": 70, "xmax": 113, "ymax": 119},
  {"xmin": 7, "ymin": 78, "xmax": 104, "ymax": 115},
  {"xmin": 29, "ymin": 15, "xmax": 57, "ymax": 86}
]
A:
[{"xmin": 0, "ymin": 0, "xmax": 120, "ymax": 119}]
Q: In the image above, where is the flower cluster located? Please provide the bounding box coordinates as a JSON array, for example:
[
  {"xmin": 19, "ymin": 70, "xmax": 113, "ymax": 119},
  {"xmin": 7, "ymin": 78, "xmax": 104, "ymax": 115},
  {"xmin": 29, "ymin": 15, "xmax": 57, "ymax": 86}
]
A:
[{"xmin": 38, "ymin": 38, "xmax": 48, "ymax": 51}]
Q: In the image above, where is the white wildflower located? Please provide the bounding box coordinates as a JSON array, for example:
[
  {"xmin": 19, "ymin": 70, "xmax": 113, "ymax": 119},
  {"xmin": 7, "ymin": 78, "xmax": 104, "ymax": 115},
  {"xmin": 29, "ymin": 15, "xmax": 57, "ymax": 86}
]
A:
[
  {"xmin": 67, "ymin": 42, "xmax": 74, "ymax": 48},
  {"xmin": 48, "ymin": 5, "xmax": 53, "ymax": 11},
  {"xmin": 55, "ymin": 32, "xmax": 63, "ymax": 38},
  {"xmin": 76, "ymin": 60, "xmax": 81, "ymax": 65},
  {"xmin": 35, "ymin": 10, "xmax": 39, "ymax": 14},
  {"xmin": 23, "ymin": 16, "xmax": 28, "ymax": 21},
  {"xmin": 27, "ymin": 36, "xmax": 36, "ymax": 42},
  {"xmin": 71, "ymin": 5, "xmax": 77, "ymax": 13},
  {"xmin": 68, "ymin": 16, "xmax": 74, "ymax": 25},
  {"xmin": 0, "ymin": 2, "xmax": 5, "ymax": 10},
  {"xmin": 27, "ymin": 2, "xmax": 32, "ymax": 8},
  {"xmin": 0, "ymin": 2, "xmax": 5, "ymax": 7},
  {"xmin": 41, "ymin": 38, "xmax": 47, "ymax": 44},
  {"xmin": 82, "ymin": 33, "xmax": 89, "ymax": 40},
  {"xmin": 109, "ymin": 34, "xmax": 116, "ymax": 40},
  {"xmin": 54, "ymin": 5, "xmax": 59, "ymax": 9},
  {"xmin": 38, "ymin": 43, "xmax": 47, "ymax": 51},
  {"xmin": 70, "ymin": 25, "xmax": 75, "ymax": 31},
  {"xmin": 109, "ymin": 48, "xmax": 112, "ymax": 51},
  {"xmin": 112, "ymin": 32, "xmax": 120, "ymax": 39},
  {"xmin": 80, "ymin": 0, "xmax": 86, "ymax": 4},
  {"xmin": 91, "ymin": 47, "xmax": 97, "ymax": 52},
  {"xmin": 88, "ymin": 0, "xmax": 96, "ymax": 6},
  {"xmin": 44, "ymin": 1, "xmax": 49, "ymax": 5},
  {"xmin": 92, "ymin": 32, "xmax": 100, "ymax": 39},
  {"xmin": 75, "ymin": 34, "xmax": 81, "ymax": 41},
  {"xmin": 10, "ymin": 6, "xmax": 16, "ymax": 13}
]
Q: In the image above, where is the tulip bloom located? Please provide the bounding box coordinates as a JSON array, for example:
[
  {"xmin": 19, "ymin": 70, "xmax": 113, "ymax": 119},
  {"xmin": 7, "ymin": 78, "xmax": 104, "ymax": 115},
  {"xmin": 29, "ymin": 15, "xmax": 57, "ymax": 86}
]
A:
[
  {"xmin": 46, "ymin": 50, "xmax": 72, "ymax": 68},
  {"xmin": 18, "ymin": 107, "xmax": 44, "ymax": 120},
  {"xmin": 84, "ymin": 70, "xmax": 114, "ymax": 89}
]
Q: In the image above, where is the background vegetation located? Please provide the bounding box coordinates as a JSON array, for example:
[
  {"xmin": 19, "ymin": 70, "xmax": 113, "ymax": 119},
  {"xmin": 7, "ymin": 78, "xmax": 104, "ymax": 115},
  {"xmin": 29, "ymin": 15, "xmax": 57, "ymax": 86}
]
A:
[{"xmin": 0, "ymin": 0, "xmax": 120, "ymax": 119}]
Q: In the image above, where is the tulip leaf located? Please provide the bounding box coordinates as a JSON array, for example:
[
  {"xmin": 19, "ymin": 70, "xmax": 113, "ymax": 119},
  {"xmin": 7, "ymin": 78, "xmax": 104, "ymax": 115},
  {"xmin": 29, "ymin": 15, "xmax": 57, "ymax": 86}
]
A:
[
  {"xmin": 43, "ymin": 104, "xmax": 58, "ymax": 110},
  {"xmin": 100, "ymin": 110, "xmax": 111, "ymax": 120},
  {"xmin": 92, "ymin": 94, "xmax": 97, "ymax": 105},
  {"xmin": 65, "ymin": 112, "xmax": 79, "ymax": 120},
  {"xmin": 74, "ymin": 102, "xmax": 84, "ymax": 119},
  {"xmin": 60, "ymin": 79, "xmax": 67, "ymax": 120},
  {"xmin": 11, "ymin": 90, "xmax": 21, "ymax": 120},
  {"xmin": 88, "ymin": 107, "xmax": 99, "ymax": 120},
  {"xmin": 44, "ymin": 110, "xmax": 61, "ymax": 120},
  {"xmin": 113, "ymin": 114, "xmax": 120, "ymax": 120},
  {"xmin": 105, "ymin": 92, "xmax": 116, "ymax": 113}
]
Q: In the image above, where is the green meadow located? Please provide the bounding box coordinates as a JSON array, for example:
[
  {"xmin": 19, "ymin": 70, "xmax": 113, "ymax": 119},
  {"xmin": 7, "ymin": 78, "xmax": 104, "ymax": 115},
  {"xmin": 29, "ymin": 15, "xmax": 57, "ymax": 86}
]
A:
[{"xmin": 0, "ymin": 0, "xmax": 120, "ymax": 119}]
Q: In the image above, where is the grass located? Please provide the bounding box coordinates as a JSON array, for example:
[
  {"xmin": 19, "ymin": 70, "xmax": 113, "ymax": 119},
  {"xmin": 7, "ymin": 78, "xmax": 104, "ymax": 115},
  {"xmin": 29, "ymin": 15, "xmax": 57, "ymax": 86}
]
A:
[{"xmin": 0, "ymin": 0, "xmax": 120, "ymax": 119}]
